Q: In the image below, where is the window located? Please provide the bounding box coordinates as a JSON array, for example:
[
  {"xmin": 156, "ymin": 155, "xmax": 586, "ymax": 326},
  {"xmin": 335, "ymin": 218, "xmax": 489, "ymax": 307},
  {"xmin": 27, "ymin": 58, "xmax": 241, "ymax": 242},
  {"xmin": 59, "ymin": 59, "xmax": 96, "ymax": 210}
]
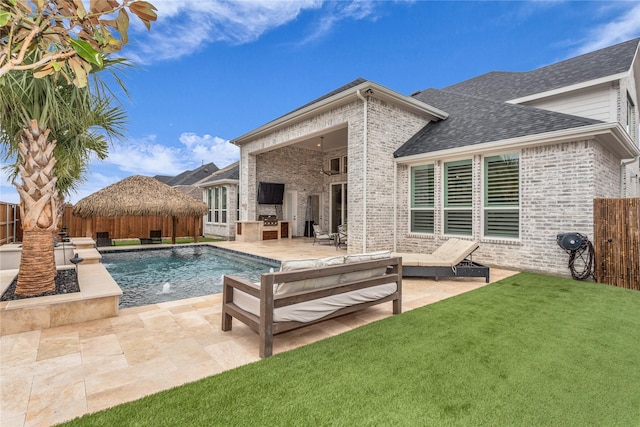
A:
[
  {"xmin": 330, "ymin": 157, "xmax": 341, "ymax": 174},
  {"xmin": 207, "ymin": 186, "xmax": 227, "ymax": 224},
  {"xmin": 484, "ymin": 154, "xmax": 519, "ymax": 238},
  {"xmin": 343, "ymin": 156, "xmax": 348, "ymax": 174},
  {"xmin": 410, "ymin": 164, "xmax": 434, "ymax": 233},
  {"xmin": 444, "ymin": 160, "xmax": 472, "ymax": 236}
]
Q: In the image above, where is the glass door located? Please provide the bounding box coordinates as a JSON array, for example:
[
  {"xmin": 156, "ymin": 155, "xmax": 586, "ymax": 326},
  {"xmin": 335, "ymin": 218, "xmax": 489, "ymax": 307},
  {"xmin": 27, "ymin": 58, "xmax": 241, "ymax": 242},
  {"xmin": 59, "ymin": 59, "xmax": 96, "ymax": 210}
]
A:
[{"xmin": 330, "ymin": 182, "xmax": 347, "ymax": 233}]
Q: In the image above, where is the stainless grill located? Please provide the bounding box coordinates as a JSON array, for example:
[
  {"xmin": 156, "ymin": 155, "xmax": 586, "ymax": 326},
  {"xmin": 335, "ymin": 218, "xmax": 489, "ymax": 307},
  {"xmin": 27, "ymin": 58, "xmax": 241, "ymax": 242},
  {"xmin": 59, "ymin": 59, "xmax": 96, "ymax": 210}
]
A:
[{"xmin": 259, "ymin": 215, "xmax": 279, "ymax": 226}]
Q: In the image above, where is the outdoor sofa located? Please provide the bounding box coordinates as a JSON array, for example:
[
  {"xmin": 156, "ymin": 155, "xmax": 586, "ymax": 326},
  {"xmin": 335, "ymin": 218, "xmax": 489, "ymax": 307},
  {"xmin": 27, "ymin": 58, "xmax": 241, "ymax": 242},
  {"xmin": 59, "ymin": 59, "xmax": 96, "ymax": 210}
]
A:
[
  {"xmin": 393, "ymin": 238, "xmax": 490, "ymax": 283},
  {"xmin": 221, "ymin": 251, "xmax": 402, "ymax": 358}
]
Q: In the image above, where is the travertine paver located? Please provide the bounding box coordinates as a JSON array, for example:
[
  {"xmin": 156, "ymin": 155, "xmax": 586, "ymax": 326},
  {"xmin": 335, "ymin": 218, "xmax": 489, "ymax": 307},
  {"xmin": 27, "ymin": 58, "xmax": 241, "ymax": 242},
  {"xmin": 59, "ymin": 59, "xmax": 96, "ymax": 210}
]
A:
[{"xmin": 0, "ymin": 238, "xmax": 518, "ymax": 427}]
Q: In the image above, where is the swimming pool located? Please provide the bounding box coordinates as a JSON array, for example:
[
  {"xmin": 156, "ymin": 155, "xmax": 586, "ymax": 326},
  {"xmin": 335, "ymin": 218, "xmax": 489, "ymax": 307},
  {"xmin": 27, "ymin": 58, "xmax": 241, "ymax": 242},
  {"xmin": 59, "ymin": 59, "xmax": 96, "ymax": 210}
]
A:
[{"xmin": 101, "ymin": 245, "xmax": 280, "ymax": 308}]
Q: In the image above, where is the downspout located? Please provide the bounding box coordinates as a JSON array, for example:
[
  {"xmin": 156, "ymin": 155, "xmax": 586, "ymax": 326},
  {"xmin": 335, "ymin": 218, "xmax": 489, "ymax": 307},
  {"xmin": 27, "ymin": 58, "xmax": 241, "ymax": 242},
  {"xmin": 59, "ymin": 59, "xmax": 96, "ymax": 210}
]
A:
[
  {"xmin": 356, "ymin": 89, "xmax": 368, "ymax": 253},
  {"xmin": 393, "ymin": 160, "xmax": 397, "ymax": 253},
  {"xmin": 620, "ymin": 158, "xmax": 638, "ymax": 196}
]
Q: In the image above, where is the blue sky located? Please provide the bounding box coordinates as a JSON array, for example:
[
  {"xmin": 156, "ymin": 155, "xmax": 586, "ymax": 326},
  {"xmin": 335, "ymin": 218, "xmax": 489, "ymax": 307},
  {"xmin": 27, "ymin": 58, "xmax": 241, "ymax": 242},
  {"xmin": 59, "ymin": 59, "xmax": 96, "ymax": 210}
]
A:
[{"xmin": 2, "ymin": 0, "xmax": 640, "ymax": 204}]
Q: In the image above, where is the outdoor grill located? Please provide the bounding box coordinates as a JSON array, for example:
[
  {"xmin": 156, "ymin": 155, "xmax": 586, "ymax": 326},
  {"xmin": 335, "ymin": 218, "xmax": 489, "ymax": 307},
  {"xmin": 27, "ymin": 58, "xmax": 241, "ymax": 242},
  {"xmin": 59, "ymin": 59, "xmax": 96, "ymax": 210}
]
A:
[{"xmin": 259, "ymin": 215, "xmax": 279, "ymax": 226}]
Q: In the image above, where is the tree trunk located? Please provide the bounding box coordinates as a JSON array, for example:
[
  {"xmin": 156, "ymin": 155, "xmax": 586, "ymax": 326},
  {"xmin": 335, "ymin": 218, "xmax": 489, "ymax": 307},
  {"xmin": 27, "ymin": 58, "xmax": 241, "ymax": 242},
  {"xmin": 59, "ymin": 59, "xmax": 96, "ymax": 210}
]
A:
[
  {"xmin": 14, "ymin": 120, "xmax": 59, "ymax": 297},
  {"xmin": 16, "ymin": 230, "xmax": 57, "ymax": 296}
]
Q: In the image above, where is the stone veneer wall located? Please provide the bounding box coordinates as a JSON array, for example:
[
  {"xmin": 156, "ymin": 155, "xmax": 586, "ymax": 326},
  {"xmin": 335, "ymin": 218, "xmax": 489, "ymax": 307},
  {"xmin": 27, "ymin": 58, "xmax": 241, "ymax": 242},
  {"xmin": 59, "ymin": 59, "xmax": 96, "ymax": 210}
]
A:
[{"xmin": 395, "ymin": 138, "xmax": 624, "ymax": 277}]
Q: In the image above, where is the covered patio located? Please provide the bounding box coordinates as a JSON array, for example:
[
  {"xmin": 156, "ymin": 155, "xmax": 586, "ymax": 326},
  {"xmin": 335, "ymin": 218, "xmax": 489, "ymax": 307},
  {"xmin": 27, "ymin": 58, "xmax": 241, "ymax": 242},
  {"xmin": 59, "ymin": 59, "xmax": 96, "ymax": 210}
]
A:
[{"xmin": 1, "ymin": 238, "xmax": 515, "ymax": 427}]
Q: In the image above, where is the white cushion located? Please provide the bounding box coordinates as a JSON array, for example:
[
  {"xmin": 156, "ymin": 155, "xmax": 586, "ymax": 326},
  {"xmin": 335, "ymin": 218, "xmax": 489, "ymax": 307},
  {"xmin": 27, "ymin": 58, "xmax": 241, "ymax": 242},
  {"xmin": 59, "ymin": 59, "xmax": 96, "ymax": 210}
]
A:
[{"xmin": 341, "ymin": 250, "xmax": 390, "ymax": 283}]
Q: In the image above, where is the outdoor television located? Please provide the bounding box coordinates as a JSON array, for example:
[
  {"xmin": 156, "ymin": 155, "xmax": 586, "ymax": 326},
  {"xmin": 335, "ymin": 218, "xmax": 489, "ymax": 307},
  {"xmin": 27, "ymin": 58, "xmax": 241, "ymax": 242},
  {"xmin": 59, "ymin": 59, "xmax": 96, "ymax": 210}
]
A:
[{"xmin": 257, "ymin": 182, "xmax": 285, "ymax": 205}]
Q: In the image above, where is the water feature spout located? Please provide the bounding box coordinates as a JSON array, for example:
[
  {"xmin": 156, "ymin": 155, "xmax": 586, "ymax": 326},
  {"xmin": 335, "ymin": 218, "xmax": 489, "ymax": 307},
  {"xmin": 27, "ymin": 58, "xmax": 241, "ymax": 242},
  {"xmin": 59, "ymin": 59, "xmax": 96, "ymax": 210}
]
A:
[{"xmin": 161, "ymin": 283, "xmax": 171, "ymax": 293}]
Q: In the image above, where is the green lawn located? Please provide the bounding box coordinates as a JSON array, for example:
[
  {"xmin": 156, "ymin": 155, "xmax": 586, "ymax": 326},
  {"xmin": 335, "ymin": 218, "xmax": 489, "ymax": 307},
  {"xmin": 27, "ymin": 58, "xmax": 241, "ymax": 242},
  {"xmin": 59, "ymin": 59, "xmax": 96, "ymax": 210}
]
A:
[{"xmin": 62, "ymin": 273, "xmax": 640, "ymax": 426}]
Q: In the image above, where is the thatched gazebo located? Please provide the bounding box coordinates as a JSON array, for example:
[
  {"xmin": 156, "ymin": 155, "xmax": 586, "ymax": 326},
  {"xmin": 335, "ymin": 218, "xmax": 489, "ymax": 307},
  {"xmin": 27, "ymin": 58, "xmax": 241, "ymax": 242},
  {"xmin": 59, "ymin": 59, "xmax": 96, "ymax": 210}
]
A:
[{"xmin": 73, "ymin": 175, "xmax": 208, "ymax": 244}]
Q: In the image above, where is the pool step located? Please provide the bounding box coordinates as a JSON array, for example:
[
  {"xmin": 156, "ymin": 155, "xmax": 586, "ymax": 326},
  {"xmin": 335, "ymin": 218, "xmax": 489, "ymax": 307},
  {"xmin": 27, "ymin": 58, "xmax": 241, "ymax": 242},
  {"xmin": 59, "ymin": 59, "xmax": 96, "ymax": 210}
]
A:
[{"xmin": 73, "ymin": 248, "xmax": 102, "ymax": 265}]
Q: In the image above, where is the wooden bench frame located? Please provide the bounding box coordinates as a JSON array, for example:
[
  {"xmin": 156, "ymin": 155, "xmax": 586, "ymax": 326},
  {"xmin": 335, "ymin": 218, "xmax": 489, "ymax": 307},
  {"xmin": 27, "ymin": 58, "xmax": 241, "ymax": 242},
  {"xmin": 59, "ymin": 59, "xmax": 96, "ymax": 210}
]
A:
[{"xmin": 222, "ymin": 257, "xmax": 402, "ymax": 358}]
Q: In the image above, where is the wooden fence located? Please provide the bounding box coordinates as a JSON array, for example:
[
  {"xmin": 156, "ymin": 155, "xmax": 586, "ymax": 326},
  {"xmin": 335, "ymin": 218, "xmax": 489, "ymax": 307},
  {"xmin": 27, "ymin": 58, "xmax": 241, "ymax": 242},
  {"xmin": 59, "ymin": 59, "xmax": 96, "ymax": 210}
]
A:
[
  {"xmin": 593, "ymin": 198, "xmax": 640, "ymax": 290},
  {"xmin": 0, "ymin": 202, "xmax": 21, "ymax": 245},
  {"xmin": 61, "ymin": 205, "xmax": 203, "ymax": 240},
  {"xmin": 0, "ymin": 203, "xmax": 203, "ymax": 244}
]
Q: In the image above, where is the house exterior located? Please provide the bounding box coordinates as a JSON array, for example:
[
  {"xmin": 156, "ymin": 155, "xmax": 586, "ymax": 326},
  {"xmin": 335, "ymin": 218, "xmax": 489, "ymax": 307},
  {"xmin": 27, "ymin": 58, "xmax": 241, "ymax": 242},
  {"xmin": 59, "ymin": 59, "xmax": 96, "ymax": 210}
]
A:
[
  {"xmin": 200, "ymin": 162, "xmax": 240, "ymax": 240},
  {"xmin": 232, "ymin": 38, "xmax": 640, "ymax": 276}
]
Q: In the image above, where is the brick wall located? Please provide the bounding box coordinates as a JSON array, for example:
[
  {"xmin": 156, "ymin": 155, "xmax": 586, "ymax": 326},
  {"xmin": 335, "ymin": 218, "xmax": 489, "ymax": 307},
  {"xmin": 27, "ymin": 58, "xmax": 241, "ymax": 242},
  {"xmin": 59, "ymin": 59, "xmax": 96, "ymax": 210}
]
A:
[{"xmin": 395, "ymin": 138, "xmax": 624, "ymax": 277}]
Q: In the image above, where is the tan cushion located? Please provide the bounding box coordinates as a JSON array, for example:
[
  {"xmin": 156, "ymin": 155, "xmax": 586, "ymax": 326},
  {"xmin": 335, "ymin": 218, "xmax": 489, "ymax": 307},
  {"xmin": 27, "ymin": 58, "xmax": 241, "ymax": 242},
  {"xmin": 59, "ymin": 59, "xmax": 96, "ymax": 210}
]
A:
[
  {"xmin": 431, "ymin": 239, "xmax": 478, "ymax": 266},
  {"xmin": 394, "ymin": 239, "xmax": 478, "ymax": 268},
  {"xmin": 340, "ymin": 250, "xmax": 390, "ymax": 283},
  {"xmin": 275, "ymin": 258, "xmax": 322, "ymax": 295},
  {"xmin": 275, "ymin": 257, "xmax": 345, "ymax": 295}
]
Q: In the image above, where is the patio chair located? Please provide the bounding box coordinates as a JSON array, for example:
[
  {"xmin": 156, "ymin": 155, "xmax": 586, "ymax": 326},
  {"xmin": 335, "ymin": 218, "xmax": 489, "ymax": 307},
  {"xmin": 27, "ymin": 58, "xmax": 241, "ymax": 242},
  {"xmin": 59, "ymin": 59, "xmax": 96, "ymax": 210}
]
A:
[
  {"xmin": 312, "ymin": 224, "xmax": 334, "ymax": 245},
  {"xmin": 393, "ymin": 238, "xmax": 490, "ymax": 282},
  {"xmin": 335, "ymin": 224, "xmax": 347, "ymax": 250},
  {"xmin": 96, "ymin": 231, "xmax": 113, "ymax": 247},
  {"xmin": 141, "ymin": 230, "xmax": 163, "ymax": 244}
]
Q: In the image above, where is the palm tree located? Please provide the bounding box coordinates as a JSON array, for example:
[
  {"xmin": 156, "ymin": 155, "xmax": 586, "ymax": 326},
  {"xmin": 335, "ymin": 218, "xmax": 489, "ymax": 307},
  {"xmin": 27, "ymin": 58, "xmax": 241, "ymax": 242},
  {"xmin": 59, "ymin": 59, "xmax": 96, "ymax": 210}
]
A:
[
  {"xmin": 0, "ymin": 68, "xmax": 127, "ymax": 296},
  {"xmin": 0, "ymin": 0, "xmax": 155, "ymax": 297}
]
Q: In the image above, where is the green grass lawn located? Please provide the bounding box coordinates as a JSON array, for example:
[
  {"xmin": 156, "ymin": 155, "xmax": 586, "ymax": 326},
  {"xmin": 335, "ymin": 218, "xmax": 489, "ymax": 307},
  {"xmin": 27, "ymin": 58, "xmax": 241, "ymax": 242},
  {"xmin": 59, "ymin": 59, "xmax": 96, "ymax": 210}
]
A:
[{"xmin": 62, "ymin": 273, "xmax": 640, "ymax": 426}]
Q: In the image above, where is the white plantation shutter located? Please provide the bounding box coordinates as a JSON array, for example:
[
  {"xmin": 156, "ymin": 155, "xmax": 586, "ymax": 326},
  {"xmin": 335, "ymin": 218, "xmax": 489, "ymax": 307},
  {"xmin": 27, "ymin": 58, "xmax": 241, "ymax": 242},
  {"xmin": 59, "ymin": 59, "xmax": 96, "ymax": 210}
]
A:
[
  {"xmin": 484, "ymin": 154, "xmax": 519, "ymax": 238},
  {"xmin": 411, "ymin": 165, "xmax": 435, "ymax": 233},
  {"xmin": 444, "ymin": 160, "xmax": 472, "ymax": 236}
]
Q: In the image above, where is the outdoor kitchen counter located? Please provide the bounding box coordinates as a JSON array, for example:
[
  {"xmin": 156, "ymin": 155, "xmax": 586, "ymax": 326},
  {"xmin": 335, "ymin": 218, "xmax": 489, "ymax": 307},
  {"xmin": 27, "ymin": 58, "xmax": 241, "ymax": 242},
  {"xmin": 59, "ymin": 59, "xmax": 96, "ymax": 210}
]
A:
[{"xmin": 235, "ymin": 221, "xmax": 291, "ymax": 242}]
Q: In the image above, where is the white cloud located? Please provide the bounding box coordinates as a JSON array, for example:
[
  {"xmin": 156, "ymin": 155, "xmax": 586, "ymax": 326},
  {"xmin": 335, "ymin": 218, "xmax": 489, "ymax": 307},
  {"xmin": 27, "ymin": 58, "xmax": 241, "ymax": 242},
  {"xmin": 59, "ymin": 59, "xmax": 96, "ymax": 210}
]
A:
[
  {"xmin": 179, "ymin": 132, "xmax": 239, "ymax": 168},
  {"xmin": 573, "ymin": 3, "xmax": 640, "ymax": 55},
  {"xmin": 104, "ymin": 135, "xmax": 190, "ymax": 175},
  {"xmin": 127, "ymin": 0, "xmax": 381, "ymax": 62}
]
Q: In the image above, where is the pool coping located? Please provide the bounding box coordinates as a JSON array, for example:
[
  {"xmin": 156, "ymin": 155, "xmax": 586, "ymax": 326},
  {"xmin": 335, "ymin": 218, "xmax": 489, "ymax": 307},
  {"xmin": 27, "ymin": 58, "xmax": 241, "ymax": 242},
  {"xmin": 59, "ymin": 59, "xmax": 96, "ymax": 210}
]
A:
[{"xmin": 98, "ymin": 242, "xmax": 280, "ymax": 264}]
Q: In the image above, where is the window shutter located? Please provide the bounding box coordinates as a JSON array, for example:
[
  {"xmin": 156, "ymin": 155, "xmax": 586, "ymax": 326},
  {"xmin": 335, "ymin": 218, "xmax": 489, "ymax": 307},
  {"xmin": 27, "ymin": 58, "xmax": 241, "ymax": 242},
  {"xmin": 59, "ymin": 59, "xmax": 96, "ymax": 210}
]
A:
[
  {"xmin": 445, "ymin": 161, "xmax": 472, "ymax": 207},
  {"xmin": 486, "ymin": 156, "xmax": 519, "ymax": 206},
  {"xmin": 484, "ymin": 154, "xmax": 520, "ymax": 238},
  {"xmin": 412, "ymin": 165, "xmax": 434, "ymax": 208}
]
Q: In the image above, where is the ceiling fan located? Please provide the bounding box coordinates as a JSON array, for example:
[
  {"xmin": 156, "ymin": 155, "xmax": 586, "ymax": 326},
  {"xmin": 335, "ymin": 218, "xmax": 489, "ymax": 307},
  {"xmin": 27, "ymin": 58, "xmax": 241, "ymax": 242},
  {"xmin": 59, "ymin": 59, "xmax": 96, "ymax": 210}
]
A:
[{"xmin": 319, "ymin": 136, "xmax": 332, "ymax": 176}]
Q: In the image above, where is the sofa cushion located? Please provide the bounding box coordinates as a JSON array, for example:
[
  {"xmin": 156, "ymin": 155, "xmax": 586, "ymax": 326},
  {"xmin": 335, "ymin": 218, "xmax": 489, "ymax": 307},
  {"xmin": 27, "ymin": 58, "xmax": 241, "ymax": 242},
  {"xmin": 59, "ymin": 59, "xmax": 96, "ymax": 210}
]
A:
[
  {"xmin": 275, "ymin": 257, "xmax": 345, "ymax": 295},
  {"xmin": 340, "ymin": 250, "xmax": 391, "ymax": 283}
]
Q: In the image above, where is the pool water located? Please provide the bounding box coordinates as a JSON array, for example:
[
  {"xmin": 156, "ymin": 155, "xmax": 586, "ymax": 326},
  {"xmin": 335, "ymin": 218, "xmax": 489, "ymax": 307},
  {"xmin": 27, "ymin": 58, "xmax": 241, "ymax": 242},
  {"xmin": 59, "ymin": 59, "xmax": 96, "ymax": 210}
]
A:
[{"xmin": 101, "ymin": 246, "xmax": 279, "ymax": 308}]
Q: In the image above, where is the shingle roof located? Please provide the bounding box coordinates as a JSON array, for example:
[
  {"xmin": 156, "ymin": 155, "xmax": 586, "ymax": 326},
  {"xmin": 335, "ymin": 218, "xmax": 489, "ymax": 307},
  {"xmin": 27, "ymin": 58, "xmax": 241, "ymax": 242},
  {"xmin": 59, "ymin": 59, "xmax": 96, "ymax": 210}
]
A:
[
  {"xmin": 444, "ymin": 38, "xmax": 639, "ymax": 102},
  {"xmin": 154, "ymin": 162, "xmax": 219, "ymax": 186},
  {"xmin": 199, "ymin": 162, "xmax": 239, "ymax": 185},
  {"xmin": 394, "ymin": 89, "xmax": 601, "ymax": 158}
]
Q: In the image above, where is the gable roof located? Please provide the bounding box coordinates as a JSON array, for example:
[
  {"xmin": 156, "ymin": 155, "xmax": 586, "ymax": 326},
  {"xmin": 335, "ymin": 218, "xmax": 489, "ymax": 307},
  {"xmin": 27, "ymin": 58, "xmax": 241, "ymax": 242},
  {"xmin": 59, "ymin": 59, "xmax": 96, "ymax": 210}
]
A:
[
  {"xmin": 199, "ymin": 162, "xmax": 239, "ymax": 186},
  {"xmin": 394, "ymin": 88, "xmax": 601, "ymax": 158},
  {"xmin": 154, "ymin": 162, "xmax": 219, "ymax": 186},
  {"xmin": 444, "ymin": 38, "xmax": 640, "ymax": 102},
  {"xmin": 232, "ymin": 79, "xmax": 448, "ymax": 145}
]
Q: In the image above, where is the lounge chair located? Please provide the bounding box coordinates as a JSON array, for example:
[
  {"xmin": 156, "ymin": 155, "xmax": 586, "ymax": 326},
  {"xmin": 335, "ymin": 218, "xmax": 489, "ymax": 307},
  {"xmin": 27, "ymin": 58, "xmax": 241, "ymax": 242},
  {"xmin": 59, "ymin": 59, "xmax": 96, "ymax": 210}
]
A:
[
  {"xmin": 393, "ymin": 238, "xmax": 490, "ymax": 282},
  {"xmin": 140, "ymin": 230, "xmax": 163, "ymax": 244},
  {"xmin": 312, "ymin": 224, "xmax": 334, "ymax": 245},
  {"xmin": 96, "ymin": 231, "xmax": 113, "ymax": 247}
]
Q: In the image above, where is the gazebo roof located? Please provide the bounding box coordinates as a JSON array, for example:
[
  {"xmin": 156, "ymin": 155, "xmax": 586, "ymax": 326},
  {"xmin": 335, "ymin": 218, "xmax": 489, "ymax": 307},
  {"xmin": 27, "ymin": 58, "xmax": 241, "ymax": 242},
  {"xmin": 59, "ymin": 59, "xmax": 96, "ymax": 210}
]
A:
[{"xmin": 72, "ymin": 175, "xmax": 208, "ymax": 218}]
